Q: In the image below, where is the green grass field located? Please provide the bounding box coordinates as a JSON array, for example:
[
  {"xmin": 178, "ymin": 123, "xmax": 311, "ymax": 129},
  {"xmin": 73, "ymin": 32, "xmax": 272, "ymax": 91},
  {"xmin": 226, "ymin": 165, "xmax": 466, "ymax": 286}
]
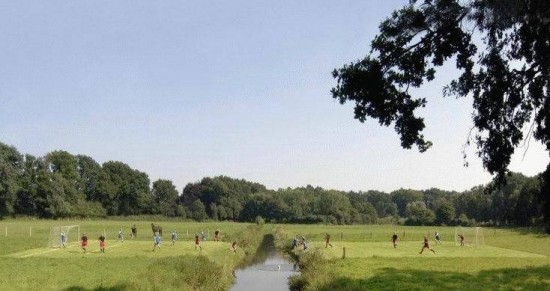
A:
[
  {"xmin": 0, "ymin": 221, "xmax": 549, "ymax": 290},
  {"xmin": 0, "ymin": 220, "xmax": 256, "ymax": 290},
  {"xmin": 275, "ymin": 224, "xmax": 550, "ymax": 290}
]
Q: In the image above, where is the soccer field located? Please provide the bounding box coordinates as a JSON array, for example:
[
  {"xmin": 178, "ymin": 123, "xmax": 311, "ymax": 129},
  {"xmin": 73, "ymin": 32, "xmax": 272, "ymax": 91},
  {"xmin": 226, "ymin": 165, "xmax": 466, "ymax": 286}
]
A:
[
  {"xmin": 0, "ymin": 219, "xmax": 255, "ymax": 290},
  {"xmin": 311, "ymin": 241, "xmax": 546, "ymax": 258},
  {"xmin": 276, "ymin": 224, "xmax": 550, "ymax": 290},
  {"xmin": 14, "ymin": 240, "xmax": 544, "ymax": 260},
  {"xmin": 9, "ymin": 239, "xmax": 233, "ymax": 259},
  {"xmin": 0, "ymin": 220, "xmax": 549, "ymax": 290}
]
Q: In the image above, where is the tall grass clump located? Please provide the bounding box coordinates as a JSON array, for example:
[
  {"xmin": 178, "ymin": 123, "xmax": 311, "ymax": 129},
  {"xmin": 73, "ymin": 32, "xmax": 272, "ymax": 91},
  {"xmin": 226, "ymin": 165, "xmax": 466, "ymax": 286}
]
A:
[
  {"xmin": 289, "ymin": 251, "xmax": 329, "ymax": 291},
  {"xmin": 127, "ymin": 255, "xmax": 230, "ymax": 291}
]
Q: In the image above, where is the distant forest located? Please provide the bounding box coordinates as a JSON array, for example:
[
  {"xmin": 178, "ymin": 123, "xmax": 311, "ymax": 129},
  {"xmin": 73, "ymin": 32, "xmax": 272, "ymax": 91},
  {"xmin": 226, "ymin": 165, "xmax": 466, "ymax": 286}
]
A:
[{"xmin": 0, "ymin": 141, "xmax": 544, "ymax": 227}]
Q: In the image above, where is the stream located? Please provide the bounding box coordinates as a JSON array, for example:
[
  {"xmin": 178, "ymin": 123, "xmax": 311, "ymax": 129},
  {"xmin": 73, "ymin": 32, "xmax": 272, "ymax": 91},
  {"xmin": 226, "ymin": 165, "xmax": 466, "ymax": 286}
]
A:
[{"xmin": 231, "ymin": 234, "xmax": 298, "ymax": 291}]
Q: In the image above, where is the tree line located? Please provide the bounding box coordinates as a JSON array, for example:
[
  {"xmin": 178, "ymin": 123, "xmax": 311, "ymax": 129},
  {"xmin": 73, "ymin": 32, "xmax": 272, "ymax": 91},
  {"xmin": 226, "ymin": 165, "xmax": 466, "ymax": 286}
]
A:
[{"xmin": 0, "ymin": 141, "xmax": 545, "ymax": 227}]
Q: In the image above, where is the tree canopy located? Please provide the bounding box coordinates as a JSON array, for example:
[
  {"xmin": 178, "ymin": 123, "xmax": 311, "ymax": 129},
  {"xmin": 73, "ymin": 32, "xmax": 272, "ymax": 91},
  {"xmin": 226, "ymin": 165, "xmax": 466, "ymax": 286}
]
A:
[
  {"xmin": 331, "ymin": 0, "xmax": 549, "ymax": 177},
  {"xmin": 331, "ymin": 0, "xmax": 550, "ymax": 230}
]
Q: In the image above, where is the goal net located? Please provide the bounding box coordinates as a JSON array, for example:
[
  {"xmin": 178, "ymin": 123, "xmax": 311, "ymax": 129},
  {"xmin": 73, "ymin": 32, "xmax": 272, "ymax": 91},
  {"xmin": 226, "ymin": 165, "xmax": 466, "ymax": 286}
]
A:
[
  {"xmin": 454, "ymin": 226, "xmax": 484, "ymax": 247},
  {"xmin": 47, "ymin": 225, "xmax": 80, "ymax": 248}
]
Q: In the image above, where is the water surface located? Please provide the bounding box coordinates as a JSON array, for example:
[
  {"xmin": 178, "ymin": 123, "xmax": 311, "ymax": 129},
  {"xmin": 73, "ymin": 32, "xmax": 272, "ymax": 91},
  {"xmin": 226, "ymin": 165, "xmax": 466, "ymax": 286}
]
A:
[{"xmin": 231, "ymin": 234, "xmax": 298, "ymax": 291}]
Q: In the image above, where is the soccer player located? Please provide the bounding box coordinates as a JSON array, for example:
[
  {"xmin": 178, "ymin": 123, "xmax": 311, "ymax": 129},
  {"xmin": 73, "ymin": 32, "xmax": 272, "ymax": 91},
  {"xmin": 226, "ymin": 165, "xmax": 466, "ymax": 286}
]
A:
[
  {"xmin": 291, "ymin": 237, "xmax": 298, "ymax": 250},
  {"xmin": 117, "ymin": 228, "xmax": 124, "ymax": 242},
  {"xmin": 325, "ymin": 233, "xmax": 333, "ymax": 248},
  {"xmin": 81, "ymin": 234, "xmax": 88, "ymax": 253},
  {"xmin": 231, "ymin": 241, "xmax": 237, "ymax": 254},
  {"xmin": 60, "ymin": 231, "xmax": 67, "ymax": 248},
  {"xmin": 391, "ymin": 232, "xmax": 399, "ymax": 248},
  {"xmin": 458, "ymin": 234, "xmax": 465, "ymax": 246},
  {"xmin": 214, "ymin": 229, "xmax": 220, "ymax": 242},
  {"xmin": 194, "ymin": 234, "xmax": 202, "ymax": 251},
  {"xmin": 99, "ymin": 234, "xmax": 106, "ymax": 253},
  {"xmin": 153, "ymin": 234, "xmax": 161, "ymax": 251},
  {"xmin": 300, "ymin": 235, "xmax": 306, "ymax": 249},
  {"xmin": 171, "ymin": 231, "xmax": 177, "ymax": 245},
  {"xmin": 419, "ymin": 236, "xmax": 435, "ymax": 254},
  {"xmin": 200, "ymin": 231, "xmax": 206, "ymax": 241},
  {"xmin": 131, "ymin": 224, "xmax": 137, "ymax": 239},
  {"xmin": 434, "ymin": 231, "xmax": 441, "ymax": 244}
]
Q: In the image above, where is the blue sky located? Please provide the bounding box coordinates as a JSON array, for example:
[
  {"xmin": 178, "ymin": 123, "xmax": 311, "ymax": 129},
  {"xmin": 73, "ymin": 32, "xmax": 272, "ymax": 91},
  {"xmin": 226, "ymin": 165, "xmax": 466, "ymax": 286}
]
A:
[{"xmin": 1, "ymin": 0, "xmax": 547, "ymax": 193}]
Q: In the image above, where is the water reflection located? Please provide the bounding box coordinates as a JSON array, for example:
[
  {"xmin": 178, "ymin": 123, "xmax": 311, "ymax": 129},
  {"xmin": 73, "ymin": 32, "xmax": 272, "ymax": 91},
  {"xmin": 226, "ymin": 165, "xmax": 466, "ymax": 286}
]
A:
[{"xmin": 231, "ymin": 234, "xmax": 298, "ymax": 291}]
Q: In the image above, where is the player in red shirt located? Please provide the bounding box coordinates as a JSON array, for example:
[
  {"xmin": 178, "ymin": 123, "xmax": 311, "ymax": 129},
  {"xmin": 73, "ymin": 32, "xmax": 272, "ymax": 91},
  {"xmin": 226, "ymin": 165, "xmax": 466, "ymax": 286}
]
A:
[
  {"xmin": 214, "ymin": 229, "xmax": 220, "ymax": 242},
  {"xmin": 458, "ymin": 234, "xmax": 465, "ymax": 246},
  {"xmin": 419, "ymin": 236, "xmax": 435, "ymax": 254},
  {"xmin": 391, "ymin": 232, "xmax": 399, "ymax": 248},
  {"xmin": 99, "ymin": 234, "xmax": 106, "ymax": 253},
  {"xmin": 81, "ymin": 234, "xmax": 88, "ymax": 253},
  {"xmin": 325, "ymin": 233, "xmax": 333, "ymax": 248},
  {"xmin": 194, "ymin": 234, "xmax": 202, "ymax": 251}
]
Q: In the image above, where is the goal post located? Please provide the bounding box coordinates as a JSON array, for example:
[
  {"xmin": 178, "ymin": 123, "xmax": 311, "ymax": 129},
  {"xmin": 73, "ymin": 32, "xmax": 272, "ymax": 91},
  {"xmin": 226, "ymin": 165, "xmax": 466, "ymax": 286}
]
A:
[
  {"xmin": 47, "ymin": 225, "xmax": 80, "ymax": 248},
  {"xmin": 454, "ymin": 226, "xmax": 484, "ymax": 247},
  {"xmin": 475, "ymin": 227, "xmax": 485, "ymax": 246}
]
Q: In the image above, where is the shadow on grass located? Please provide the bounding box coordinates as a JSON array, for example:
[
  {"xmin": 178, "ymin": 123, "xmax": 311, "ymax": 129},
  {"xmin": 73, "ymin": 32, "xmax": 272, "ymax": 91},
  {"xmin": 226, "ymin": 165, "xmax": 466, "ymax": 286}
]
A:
[
  {"xmin": 510, "ymin": 228, "xmax": 550, "ymax": 237},
  {"xmin": 490, "ymin": 226, "xmax": 550, "ymax": 237},
  {"xmin": 316, "ymin": 265, "xmax": 550, "ymax": 291},
  {"xmin": 64, "ymin": 284, "xmax": 127, "ymax": 291}
]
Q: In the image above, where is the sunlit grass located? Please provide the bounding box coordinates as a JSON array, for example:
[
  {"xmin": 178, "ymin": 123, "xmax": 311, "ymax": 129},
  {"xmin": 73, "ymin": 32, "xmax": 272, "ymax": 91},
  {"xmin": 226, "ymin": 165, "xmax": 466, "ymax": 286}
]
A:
[
  {"xmin": 9, "ymin": 239, "xmax": 236, "ymax": 258},
  {"xmin": 0, "ymin": 219, "xmax": 255, "ymax": 290},
  {"xmin": 277, "ymin": 224, "xmax": 550, "ymax": 290},
  {"xmin": 1, "ymin": 221, "xmax": 550, "ymax": 290},
  {"xmin": 312, "ymin": 241, "xmax": 546, "ymax": 258}
]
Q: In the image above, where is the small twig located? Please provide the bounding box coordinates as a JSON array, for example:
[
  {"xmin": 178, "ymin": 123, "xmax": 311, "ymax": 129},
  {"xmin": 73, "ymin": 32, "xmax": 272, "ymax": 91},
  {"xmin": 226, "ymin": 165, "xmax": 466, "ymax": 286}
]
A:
[
  {"xmin": 462, "ymin": 125, "xmax": 476, "ymax": 167},
  {"xmin": 521, "ymin": 113, "xmax": 537, "ymax": 161}
]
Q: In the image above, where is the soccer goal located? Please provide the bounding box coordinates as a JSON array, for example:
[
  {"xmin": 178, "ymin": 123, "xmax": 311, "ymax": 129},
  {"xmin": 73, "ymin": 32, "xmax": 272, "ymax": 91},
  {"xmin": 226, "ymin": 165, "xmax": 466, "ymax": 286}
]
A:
[
  {"xmin": 47, "ymin": 225, "xmax": 80, "ymax": 248},
  {"xmin": 454, "ymin": 226, "xmax": 484, "ymax": 247}
]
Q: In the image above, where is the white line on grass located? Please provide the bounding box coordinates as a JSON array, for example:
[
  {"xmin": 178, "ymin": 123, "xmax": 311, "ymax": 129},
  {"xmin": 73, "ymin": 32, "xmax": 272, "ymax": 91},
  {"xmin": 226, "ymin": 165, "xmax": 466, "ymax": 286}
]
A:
[
  {"xmin": 106, "ymin": 243, "xmax": 125, "ymax": 250},
  {"xmin": 20, "ymin": 245, "xmax": 77, "ymax": 258}
]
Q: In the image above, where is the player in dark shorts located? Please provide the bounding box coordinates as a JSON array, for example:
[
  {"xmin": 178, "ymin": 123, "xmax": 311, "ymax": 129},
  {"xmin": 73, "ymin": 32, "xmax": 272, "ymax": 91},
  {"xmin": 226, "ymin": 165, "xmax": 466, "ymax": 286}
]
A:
[
  {"xmin": 300, "ymin": 235, "xmax": 306, "ymax": 249},
  {"xmin": 81, "ymin": 234, "xmax": 88, "ymax": 253},
  {"xmin": 391, "ymin": 232, "xmax": 399, "ymax": 248},
  {"xmin": 458, "ymin": 234, "xmax": 465, "ymax": 246},
  {"xmin": 214, "ymin": 229, "xmax": 220, "ymax": 241},
  {"xmin": 325, "ymin": 233, "xmax": 333, "ymax": 248},
  {"xmin": 131, "ymin": 224, "xmax": 137, "ymax": 239},
  {"xmin": 302, "ymin": 240, "xmax": 309, "ymax": 251},
  {"xmin": 98, "ymin": 234, "xmax": 106, "ymax": 253},
  {"xmin": 231, "ymin": 241, "xmax": 237, "ymax": 254},
  {"xmin": 291, "ymin": 237, "xmax": 298, "ymax": 249},
  {"xmin": 194, "ymin": 234, "xmax": 202, "ymax": 251},
  {"xmin": 171, "ymin": 231, "xmax": 177, "ymax": 245},
  {"xmin": 419, "ymin": 236, "xmax": 435, "ymax": 254}
]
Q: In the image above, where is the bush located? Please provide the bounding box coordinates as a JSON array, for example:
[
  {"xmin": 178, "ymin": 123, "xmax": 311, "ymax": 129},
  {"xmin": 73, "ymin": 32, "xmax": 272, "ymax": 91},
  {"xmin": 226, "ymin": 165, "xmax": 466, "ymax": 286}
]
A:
[
  {"xmin": 458, "ymin": 213, "xmax": 476, "ymax": 226},
  {"xmin": 289, "ymin": 274, "xmax": 307, "ymax": 291},
  {"xmin": 289, "ymin": 251, "xmax": 330, "ymax": 291},
  {"xmin": 175, "ymin": 205, "xmax": 187, "ymax": 218},
  {"xmin": 377, "ymin": 216, "xmax": 399, "ymax": 225}
]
